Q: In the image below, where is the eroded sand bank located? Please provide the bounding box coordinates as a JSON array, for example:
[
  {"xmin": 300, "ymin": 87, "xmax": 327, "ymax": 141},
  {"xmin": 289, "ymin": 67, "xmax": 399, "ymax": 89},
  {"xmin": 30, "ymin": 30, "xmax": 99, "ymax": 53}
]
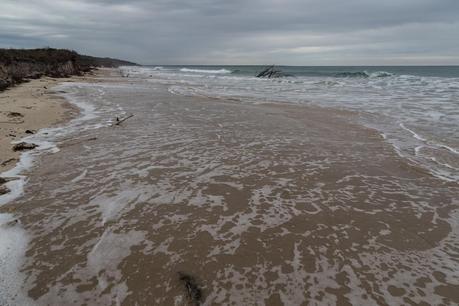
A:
[{"xmin": 1, "ymin": 71, "xmax": 458, "ymax": 305}]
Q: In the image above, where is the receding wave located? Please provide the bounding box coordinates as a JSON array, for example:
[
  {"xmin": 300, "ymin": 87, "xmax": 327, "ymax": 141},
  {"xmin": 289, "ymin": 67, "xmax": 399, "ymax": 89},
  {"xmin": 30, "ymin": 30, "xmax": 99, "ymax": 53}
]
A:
[
  {"xmin": 180, "ymin": 68, "xmax": 232, "ymax": 74},
  {"xmin": 334, "ymin": 71, "xmax": 393, "ymax": 78}
]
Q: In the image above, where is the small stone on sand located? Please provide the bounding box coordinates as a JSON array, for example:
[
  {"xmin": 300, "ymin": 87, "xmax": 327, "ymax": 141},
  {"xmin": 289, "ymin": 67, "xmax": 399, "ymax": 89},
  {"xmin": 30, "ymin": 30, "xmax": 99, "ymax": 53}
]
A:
[{"xmin": 12, "ymin": 142, "xmax": 38, "ymax": 151}]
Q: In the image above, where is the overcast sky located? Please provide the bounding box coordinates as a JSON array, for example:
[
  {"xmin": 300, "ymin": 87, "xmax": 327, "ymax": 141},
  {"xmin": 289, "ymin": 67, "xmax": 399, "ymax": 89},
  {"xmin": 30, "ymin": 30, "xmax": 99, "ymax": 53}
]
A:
[{"xmin": 1, "ymin": 0, "xmax": 459, "ymax": 65}]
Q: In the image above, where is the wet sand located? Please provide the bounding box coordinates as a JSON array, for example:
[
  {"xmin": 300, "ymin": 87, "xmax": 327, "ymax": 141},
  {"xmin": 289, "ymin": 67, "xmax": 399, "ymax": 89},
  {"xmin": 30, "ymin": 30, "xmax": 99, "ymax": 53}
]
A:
[{"xmin": 1, "ymin": 71, "xmax": 458, "ymax": 305}]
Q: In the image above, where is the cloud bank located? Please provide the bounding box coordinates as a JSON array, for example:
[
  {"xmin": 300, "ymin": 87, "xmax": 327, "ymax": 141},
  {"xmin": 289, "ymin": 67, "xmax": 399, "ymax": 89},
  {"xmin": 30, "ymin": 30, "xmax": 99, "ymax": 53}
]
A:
[{"xmin": 1, "ymin": 0, "xmax": 459, "ymax": 65}]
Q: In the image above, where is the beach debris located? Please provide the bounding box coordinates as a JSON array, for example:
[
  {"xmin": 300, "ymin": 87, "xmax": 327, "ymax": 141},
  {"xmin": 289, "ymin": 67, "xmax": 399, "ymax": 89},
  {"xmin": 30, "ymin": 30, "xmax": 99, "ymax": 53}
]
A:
[
  {"xmin": 178, "ymin": 272, "xmax": 203, "ymax": 305},
  {"xmin": 0, "ymin": 184, "xmax": 9, "ymax": 195},
  {"xmin": 1, "ymin": 158, "xmax": 18, "ymax": 167},
  {"xmin": 7, "ymin": 219, "xmax": 20, "ymax": 226},
  {"xmin": 0, "ymin": 177, "xmax": 18, "ymax": 184},
  {"xmin": 25, "ymin": 129, "xmax": 36, "ymax": 134},
  {"xmin": 256, "ymin": 65, "xmax": 288, "ymax": 78},
  {"xmin": 114, "ymin": 114, "xmax": 134, "ymax": 126},
  {"xmin": 0, "ymin": 217, "xmax": 20, "ymax": 227},
  {"xmin": 0, "ymin": 176, "xmax": 20, "ymax": 196},
  {"xmin": 0, "ymin": 120, "xmax": 24, "ymax": 124},
  {"xmin": 0, "ymin": 177, "xmax": 17, "ymax": 195},
  {"xmin": 0, "ymin": 111, "xmax": 24, "ymax": 124},
  {"xmin": 12, "ymin": 142, "xmax": 38, "ymax": 151},
  {"xmin": 7, "ymin": 111, "xmax": 24, "ymax": 118}
]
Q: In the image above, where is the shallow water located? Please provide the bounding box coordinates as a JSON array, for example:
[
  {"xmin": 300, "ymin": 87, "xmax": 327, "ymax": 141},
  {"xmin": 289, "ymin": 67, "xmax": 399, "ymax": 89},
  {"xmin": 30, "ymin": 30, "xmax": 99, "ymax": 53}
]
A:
[
  {"xmin": 1, "ymin": 70, "xmax": 459, "ymax": 305},
  {"xmin": 123, "ymin": 65, "xmax": 459, "ymax": 182}
]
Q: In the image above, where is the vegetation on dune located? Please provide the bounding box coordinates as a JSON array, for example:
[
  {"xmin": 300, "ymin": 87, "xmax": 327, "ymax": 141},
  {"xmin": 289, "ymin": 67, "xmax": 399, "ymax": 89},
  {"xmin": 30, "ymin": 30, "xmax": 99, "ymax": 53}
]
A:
[
  {"xmin": 0, "ymin": 48, "xmax": 137, "ymax": 91},
  {"xmin": 0, "ymin": 48, "xmax": 78, "ymax": 65}
]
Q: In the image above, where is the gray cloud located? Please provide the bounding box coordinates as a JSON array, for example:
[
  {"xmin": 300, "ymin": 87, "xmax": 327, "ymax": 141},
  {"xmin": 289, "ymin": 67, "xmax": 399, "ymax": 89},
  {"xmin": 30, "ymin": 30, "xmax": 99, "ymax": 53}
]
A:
[{"xmin": 1, "ymin": 0, "xmax": 458, "ymax": 64}]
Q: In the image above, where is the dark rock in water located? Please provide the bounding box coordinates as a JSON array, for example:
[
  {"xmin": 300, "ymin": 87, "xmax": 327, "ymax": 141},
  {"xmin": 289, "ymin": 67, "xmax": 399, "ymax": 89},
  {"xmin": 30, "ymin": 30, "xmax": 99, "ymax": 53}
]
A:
[
  {"xmin": 25, "ymin": 129, "xmax": 36, "ymax": 134},
  {"xmin": 178, "ymin": 272, "xmax": 202, "ymax": 305},
  {"xmin": 0, "ymin": 177, "xmax": 7, "ymax": 184},
  {"xmin": 13, "ymin": 142, "xmax": 38, "ymax": 151}
]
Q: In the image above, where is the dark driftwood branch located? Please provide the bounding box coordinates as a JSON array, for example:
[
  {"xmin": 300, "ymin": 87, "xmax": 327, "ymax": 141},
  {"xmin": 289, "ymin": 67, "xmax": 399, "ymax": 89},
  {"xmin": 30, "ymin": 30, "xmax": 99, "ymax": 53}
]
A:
[
  {"xmin": 256, "ymin": 65, "xmax": 288, "ymax": 78},
  {"xmin": 114, "ymin": 114, "xmax": 134, "ymax": 126},
  {"xmin": 1, "ymin": 158, "xmax": 18, "ymax": 167},
  {"xmin": 0, "ymin": 120, "xmax": 25, "ymax": 124},
  {"xmin": 256, "ymin": 65, "xmax": 275, "ymax": 77}
]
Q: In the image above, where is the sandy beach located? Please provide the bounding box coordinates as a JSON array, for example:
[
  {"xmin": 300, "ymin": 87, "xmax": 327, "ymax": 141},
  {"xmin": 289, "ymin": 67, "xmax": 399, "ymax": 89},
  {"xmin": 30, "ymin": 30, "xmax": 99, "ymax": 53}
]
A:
[
  {"xmin": 0, "ymin": 77, "xmax": 78, "ymax": 173},
  {"xmin": 2, "ymin": 0, "xmax": 458, "ymax": 304},
  {"xmin": 0, "ymin": 68, "xmax": 457, "ymax": 305},
  {"xmin": 0, "ymin": 75, "xmax": 80, "ymax": 304}
]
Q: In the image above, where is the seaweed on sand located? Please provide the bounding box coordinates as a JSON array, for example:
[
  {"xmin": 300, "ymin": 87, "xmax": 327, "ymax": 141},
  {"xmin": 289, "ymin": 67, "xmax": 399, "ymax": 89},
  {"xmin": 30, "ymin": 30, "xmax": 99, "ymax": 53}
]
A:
[{"xmin": 178, "ymin": 272, "xmax": 203, "ymax": 305}]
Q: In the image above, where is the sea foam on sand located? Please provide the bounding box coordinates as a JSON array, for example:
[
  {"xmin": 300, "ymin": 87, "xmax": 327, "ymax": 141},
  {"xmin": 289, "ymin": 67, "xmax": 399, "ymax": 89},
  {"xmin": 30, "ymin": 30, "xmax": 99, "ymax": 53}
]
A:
[
  {"xmin": 0, "ymin": 81, "xmax": 107, "ymax": 304},
  {"xmin": 0, "ymin": 214, "xmax": 33, "ymax": 306}
]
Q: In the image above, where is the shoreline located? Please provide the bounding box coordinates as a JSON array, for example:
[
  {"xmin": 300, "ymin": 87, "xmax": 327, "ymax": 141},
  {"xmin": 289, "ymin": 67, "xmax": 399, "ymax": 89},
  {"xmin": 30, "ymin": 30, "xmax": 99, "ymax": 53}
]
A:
[
  {"xmin": 0, "ymin": 68, "xmax": 118, "ymax": 198},
  {"xmin": 0, "ymin": 69, "xmax": 110, "ymax": 305},
  {"xmin": 0, "ymin": 68, "xmax": 458, "ymax": 304},
  {"xmin": 0, "ymin": 76, "xmax": 80, "ymax": 306},
  {"xmin": 0, "ymin": 77, "xmax": 79, "ymax": 172}
]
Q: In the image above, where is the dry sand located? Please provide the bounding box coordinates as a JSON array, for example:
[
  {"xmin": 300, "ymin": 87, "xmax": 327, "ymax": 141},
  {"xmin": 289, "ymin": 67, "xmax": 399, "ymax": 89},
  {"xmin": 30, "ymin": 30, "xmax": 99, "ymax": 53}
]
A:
[{"xmin": 0, "ymin": 77, "xmax": 78, "ymax": 173}]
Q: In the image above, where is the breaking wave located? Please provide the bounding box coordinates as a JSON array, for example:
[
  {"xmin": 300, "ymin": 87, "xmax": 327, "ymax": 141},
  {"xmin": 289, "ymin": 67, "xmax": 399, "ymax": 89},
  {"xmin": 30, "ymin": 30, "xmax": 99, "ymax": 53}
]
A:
[
  {"xmin": 334, "ymin": 71, "xmax": 394, "ymax": 78},
  {"xmin": 180, "ymin": 68, "xmax": 232, "ymax": 74}
]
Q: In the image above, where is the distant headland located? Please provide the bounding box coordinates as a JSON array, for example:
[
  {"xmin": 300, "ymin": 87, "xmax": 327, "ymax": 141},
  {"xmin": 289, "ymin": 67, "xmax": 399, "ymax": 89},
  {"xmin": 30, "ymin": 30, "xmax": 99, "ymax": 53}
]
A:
[{"xmin": 0, "ymin": 48, "xmax": 138, "ymax": 91}]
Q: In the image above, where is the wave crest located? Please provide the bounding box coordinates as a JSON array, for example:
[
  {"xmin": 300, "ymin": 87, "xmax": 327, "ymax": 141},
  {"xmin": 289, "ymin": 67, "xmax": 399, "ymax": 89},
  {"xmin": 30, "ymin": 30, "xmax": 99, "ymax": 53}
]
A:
[
  {"xmin": 370, "ymin": 71, "xmax": 394, "ymax": 78},
  {"xmin": 180, "ymin": 68, "xmax": 232, "ymax": 74},
  {"xmin": 334, "ymin": 71, "xmax": 394, "ymax": 78}
]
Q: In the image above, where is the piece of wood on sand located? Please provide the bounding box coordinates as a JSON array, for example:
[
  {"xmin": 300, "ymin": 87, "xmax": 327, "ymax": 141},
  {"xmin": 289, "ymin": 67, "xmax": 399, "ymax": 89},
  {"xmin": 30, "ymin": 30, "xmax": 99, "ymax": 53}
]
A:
[{"xmin": 114, "ymin": 114, "xmax": 134, "ymax": 126}]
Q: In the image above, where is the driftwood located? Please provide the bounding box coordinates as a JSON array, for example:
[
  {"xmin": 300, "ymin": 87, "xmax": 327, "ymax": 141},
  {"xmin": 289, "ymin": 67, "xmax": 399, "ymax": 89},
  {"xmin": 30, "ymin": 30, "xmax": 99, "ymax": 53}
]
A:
[
  {"xmin": 0, "ymin": 120, "xmax": 25, "ymax": 124},
  {"xmin": 0, "ymin": 177, "xmax": 18, "ymax": 184},
  {"xmin": 256, "ymin": 65, "xmax": 288, "ymax": 78},
  {"xmin": 114, "ymin": 114, "xmax": 134, "ymax": 126},
  {"xmin": 178, "ymin": 272, "xmax": 202, "ymax": 306},
  {"xmin": 1, "ymin": 158, "xmax": 18, "ymax": 167}
]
